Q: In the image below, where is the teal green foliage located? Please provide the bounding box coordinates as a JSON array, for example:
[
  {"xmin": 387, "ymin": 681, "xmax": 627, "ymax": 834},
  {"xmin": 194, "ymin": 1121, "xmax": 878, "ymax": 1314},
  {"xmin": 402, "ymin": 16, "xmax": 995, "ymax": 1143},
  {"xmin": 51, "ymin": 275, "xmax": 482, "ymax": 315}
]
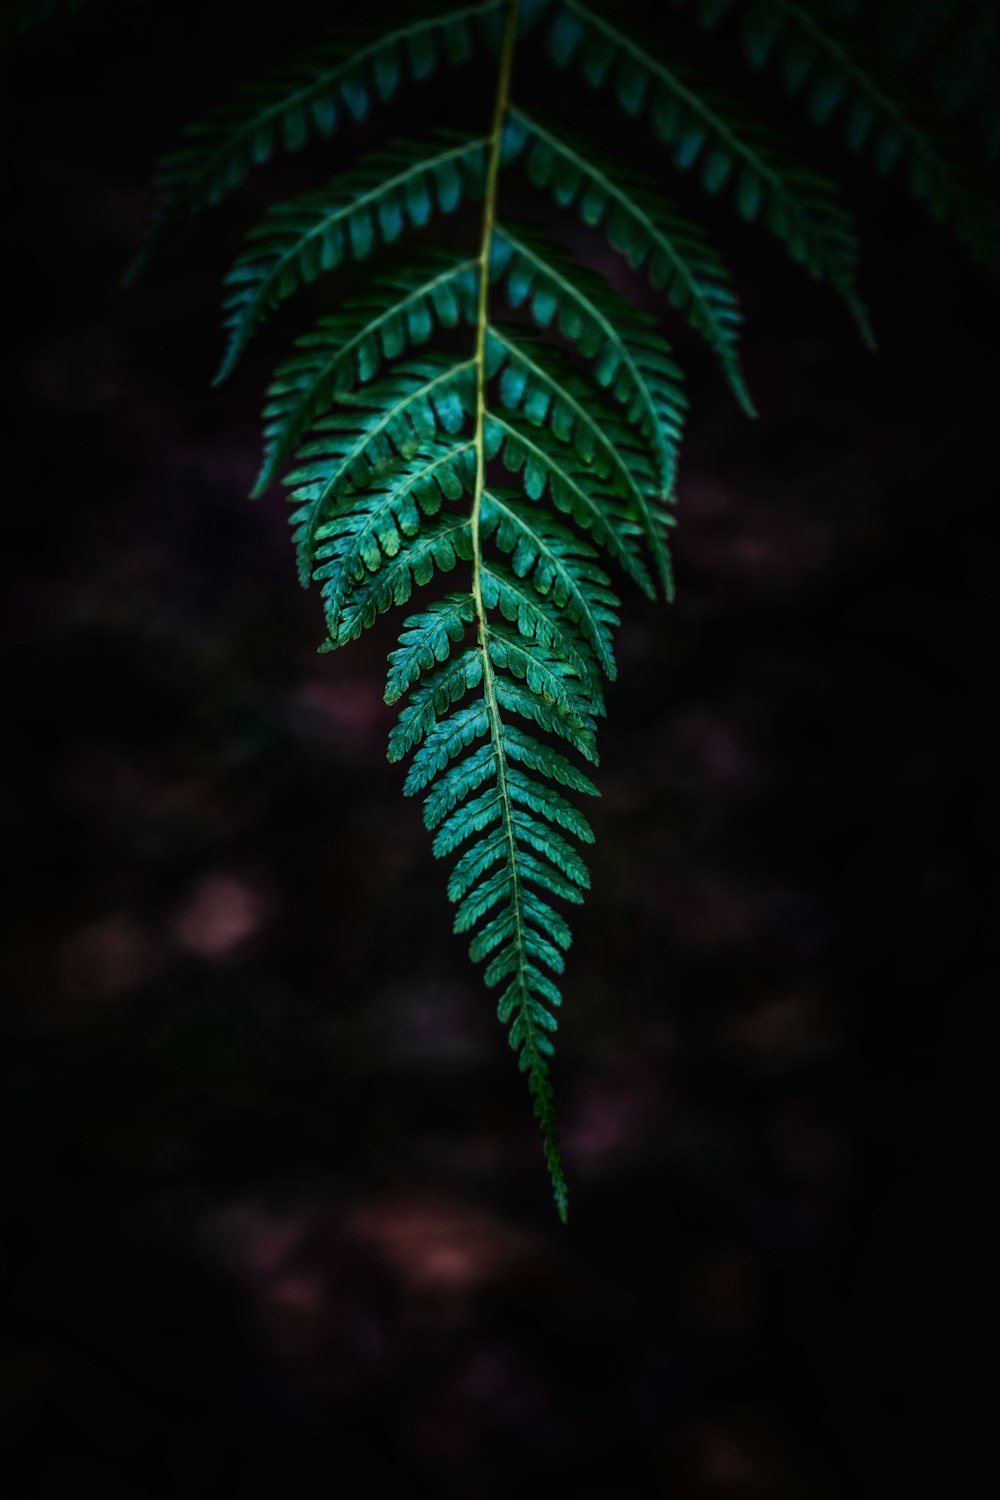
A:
[
  {"xmin": 386, "ymin": 576, "xmax": 601, "ymax": 1222},
  {"xmin": 289, "ymin": 354, "xmax": 479, "ymax": 593},
  {"xmin": 487, "ymin": 326, "xmax": 674, "ymax": 598},
  {"xmin": 126, "ymin": 2, "xmax": 506, "ymax": 280},
  {"xmin": 25, "ymin": 0, "xmax": 995, "ymax": 1216},
  {"xmin": 546, "ymin": 0, "xmax": 873, "ymax": 345},
  {"xmin": 501, "ymin": 107, "xmax": 755, "ymax": 414},
  {"xmin": 479, "ymin": 494, "xmax": 617, "ymax": 685},
  {"xmin": 672, "ymin": 0, "xmax": 1000, "ymax": 273},
  {"xmin": 491, "ymin": 226, "xmax": 688, "ymax": 498},
  {"xmin": 214, "ymin": 135, "xmax": 490, "ymax": 383},
  {"xmin": 256, "ymin": 255, "xmax": 481, "ymax": 494}
]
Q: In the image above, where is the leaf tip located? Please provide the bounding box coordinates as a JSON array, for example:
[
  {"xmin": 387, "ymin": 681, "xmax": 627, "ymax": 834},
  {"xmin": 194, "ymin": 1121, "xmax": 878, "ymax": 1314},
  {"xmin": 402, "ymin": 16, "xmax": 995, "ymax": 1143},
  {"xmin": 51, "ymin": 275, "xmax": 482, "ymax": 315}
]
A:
[{"xmin": 737, "ymin": 383, "xmax": 758, "ymax": 419}]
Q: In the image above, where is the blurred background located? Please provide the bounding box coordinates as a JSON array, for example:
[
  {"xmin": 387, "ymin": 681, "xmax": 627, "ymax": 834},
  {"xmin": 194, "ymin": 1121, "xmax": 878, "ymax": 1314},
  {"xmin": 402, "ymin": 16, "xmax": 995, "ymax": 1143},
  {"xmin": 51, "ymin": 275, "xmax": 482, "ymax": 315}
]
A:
[{"xmin": 2, "ymin": 2, "xmax": 993, "ymax": 1495}]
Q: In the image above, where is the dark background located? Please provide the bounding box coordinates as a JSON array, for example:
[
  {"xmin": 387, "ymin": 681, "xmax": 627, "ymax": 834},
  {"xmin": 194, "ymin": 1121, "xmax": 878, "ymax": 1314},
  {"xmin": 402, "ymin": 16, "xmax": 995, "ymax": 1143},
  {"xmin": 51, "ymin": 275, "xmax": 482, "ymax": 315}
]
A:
[{"xmin": 2, "ymin": 2, "xmax": 992, "ymax": 1495}]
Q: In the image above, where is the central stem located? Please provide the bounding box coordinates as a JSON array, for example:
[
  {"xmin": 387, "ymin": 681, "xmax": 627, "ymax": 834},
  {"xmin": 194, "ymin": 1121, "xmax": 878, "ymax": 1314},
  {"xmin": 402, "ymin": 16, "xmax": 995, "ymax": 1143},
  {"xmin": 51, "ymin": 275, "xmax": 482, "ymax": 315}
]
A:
[
  {"xmin": 467, "ymin": 0, "xmax": 568, "ymax": 1222},
  {"xmin": 470, "ymin": 0, "xmax": 519, "ymax": 873},
  {"xmin": 470, "ymin": 0, "xmax": 518, "ymax": 583},
  {"xmin": 469, "ymin": 0, "xmax": 519, "ymax": 879}
]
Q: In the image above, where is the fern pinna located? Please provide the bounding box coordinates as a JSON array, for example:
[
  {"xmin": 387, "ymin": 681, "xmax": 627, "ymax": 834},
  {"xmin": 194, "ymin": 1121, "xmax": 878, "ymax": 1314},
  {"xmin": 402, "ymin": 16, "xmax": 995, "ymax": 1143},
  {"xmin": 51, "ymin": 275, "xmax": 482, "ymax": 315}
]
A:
[{"xmin": 17, "ymin": 0, "xmax": 998, "ymax": 1216}]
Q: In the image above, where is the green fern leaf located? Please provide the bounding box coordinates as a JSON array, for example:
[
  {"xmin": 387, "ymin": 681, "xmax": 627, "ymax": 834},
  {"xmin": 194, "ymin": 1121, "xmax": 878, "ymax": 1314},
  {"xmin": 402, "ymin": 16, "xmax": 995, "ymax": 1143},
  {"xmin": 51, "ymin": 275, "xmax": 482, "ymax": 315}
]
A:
[
  {"xmin": 492, "ymin": 225, "xmax": 688, "ymax": 494},
  {"xmin": 32, "ymin": 0, "xmax": 989, "ymax": 1216},
  {"xmin": 215, "ymin": 134, "xmax": 490, "ymax": 383},
  {"xmin": 255, "ymin": 255, "xmax": 481, "ymax": 494},
  {"xmin": 487, "ymin": 325, "xmax": 676, "ymax": 598},
  {"xmin": 483, "ymin": 412, "xmax": 652, "ymax": 597},
  {"xmin": 502, "ymin": 107, "xmax": 756, "ymax": 413},
  {"xmin": 677, "ymin": 0, "xmax": 1000, "ymax": 274},
  {"xmin": 385, "ymin": 593, "xmax": 478, "ymax": 705},
  {"xmin": 547, "ymin": 0, "xmax": 873, "ymax": 344},
  {"xmin": 323, "ymin": 512, "xmax": 475, "ymax": 647},
  {"xmin": 285, "ymin": 355, "xmax": 478, "ymax": 585},
  {"xmin": 311, "ymin": 441, "xmax": 476, "ymax": 640},
  {"xmin": 126, "ymin": 2, "xmax": 505, "ymax": 281},
  {"xmin": 480, "ymin": 497, "xmax": 614, "ymax": 686}
]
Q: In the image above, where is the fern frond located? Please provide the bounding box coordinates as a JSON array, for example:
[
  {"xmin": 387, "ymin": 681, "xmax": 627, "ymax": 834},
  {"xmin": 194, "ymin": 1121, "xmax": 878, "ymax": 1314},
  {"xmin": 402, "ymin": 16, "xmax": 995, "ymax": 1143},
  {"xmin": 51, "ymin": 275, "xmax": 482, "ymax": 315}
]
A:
[
  {"xmin": 321, "ymin": 509, "xmax": 475, "ymax": 647},
  {"xmin": 385, "ymin": 588, "xmax": 603, "ymax": 1222},
  {"xmin": 678, "ymin": 0, "xmax": 1000, "ymax": 275},
  {"xmin": 127, "ymin": 2, "xmax": 504, "ymax": 280},
  {"xmin": 487, "ymin": 325, "xmax": 676, "ymax": 598},
  {"xmin": 480, "ymin": 494, "xmax": 616, "ymax": 687},
  {"xmin": 255, "ymin": 254, "xmax": 480, "ymax": 494},
  {"xmin": 492, "ymin": 225, "xmax": 688, "ymax": 494},
  {"xmin": 216, "ymin": 133, "xmax": 490, "ymax": 383},
  {"xmin": 483, "ymin": 411, "xmax": 653, "ymax": 597},
  {"xmin": 385, "ymin": 593, "xmax": 478, "ymax": 704},
  {"xmin": 36, "ymin": 0, "xmax": 989, "ymax": 1216},
  {"xmin": 285, "ymin": 355, "xmax": 478, "ymax": 586},
  {"xmin": 503, "ymin": 108, "xmax": 756, "ymax": 413},
  {"xmin": 547, "ymin": 0, "xmax": 873, "ymax": 344}
]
